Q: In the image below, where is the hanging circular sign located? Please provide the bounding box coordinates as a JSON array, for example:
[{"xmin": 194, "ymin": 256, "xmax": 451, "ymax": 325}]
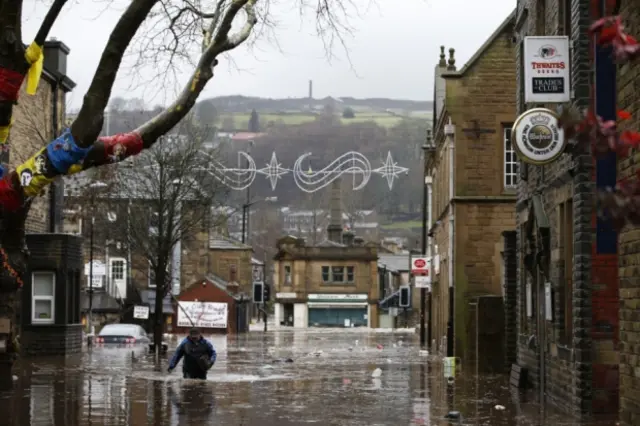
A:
[{"xmin": 512, "ymin": 108, "xmax": 566, "ymax": 165}]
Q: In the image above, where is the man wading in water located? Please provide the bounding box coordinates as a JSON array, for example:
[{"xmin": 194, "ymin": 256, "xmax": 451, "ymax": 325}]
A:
[{"xmin": 168, "ymin": 328, "xmax": 217, "ymax": 379}]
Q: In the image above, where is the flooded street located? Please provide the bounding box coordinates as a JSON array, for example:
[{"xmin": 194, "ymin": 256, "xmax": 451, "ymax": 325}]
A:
[{"xmin": 0, "ymin": 330, "xmax": 617, "ymax": 425}]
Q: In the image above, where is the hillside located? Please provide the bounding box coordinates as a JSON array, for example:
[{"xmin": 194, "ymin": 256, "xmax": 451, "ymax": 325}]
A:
[{"xmin": 199, "ymin": 96, "xmax": 433, "ymax": 129}]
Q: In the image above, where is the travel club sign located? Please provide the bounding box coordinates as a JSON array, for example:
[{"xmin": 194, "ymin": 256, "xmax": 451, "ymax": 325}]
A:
[{"xmin": 513, "ymin": 36, "xmax": 570, "ymax": 165}]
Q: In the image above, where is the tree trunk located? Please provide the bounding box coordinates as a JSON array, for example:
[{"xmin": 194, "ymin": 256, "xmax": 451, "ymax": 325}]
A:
[{"xmin": 153, "ymin": 268, "xmax": 165, "ymax": 355}]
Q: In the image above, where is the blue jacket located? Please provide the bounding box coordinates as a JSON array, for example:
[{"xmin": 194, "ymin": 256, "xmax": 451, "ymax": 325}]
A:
[{"xmin": 169, "ymin": 337, "xmax": 217, "ymax": 373}]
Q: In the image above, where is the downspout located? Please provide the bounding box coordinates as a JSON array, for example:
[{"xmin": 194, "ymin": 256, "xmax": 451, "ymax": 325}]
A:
[
  {"xmin": 444, "ymin": 118, "xmax": 455, "ymax": 357},
  {"xmin": 49, "ymin": 78, "xmax": 59, "ymax": 232}
]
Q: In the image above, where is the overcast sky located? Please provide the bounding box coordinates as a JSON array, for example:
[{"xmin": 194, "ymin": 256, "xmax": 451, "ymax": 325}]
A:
[{"xmin": 22, "ymin": 0, "xmax": 515, "ymax": 108}]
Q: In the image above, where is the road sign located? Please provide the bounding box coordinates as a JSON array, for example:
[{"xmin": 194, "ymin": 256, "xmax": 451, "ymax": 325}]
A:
[
  {"xmin": 411, "ymin": 257, "xmax": 430, "ymax": 275},
  {"xmin": 414, "ymin": 276, "xmax": 431, "ymax": 290},
  {"xmin": 133, "ymin": 305, "xmax": 149, "ymax": 319}
]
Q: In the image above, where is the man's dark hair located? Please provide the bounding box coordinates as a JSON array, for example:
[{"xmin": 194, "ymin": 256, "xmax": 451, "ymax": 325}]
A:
[{"xmin": 189, "ymin": 328, "xmax": 201, "ymax": 337}]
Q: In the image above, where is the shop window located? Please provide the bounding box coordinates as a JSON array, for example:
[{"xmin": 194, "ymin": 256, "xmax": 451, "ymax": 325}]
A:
[{"xmin": 32, "ymin": 272, "xmax": 55, "ymax": 324}]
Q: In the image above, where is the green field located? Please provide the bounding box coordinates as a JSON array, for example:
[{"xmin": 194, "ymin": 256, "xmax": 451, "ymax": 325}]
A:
[
  {"xmin": 220, "ymin": 111, "xmax": 429, "ymax": 130},
  {"xmin": 381, "ymin": 220, "xmax": 423, "ymax": 230}
]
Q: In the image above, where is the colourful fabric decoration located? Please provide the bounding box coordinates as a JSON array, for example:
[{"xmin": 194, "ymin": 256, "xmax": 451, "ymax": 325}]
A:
[
  {"xmin": 0, "ymin": 174, "xmax": 22, "ymax": 211},
  {"xmin": 16, "ymin": 148, "xmax": 54, "ymax": 196},
  {"xmin": 67, "ymin": 164, "xmax": 84, "ymax": 175},
  {"xmin": 25, "ymin": 42, "xmax": 44, "ymax": 95},
  {"xmin": 100, "ymin": 132, "xmax": 144, "ymax": 162},
  {"xmin": 0, "ymin": 68, "xmax": 25, "ymax": 102},
  {"xmin": 0, "ymin": 247, "xmax": 24, "ymax": 287},
  {"xmin": 0, "ymin": 121, "xmax": 11, "ymax": 144},
  {"xmin": 46, "ymin": 129, "xmax": 92, "ymax": 174}
]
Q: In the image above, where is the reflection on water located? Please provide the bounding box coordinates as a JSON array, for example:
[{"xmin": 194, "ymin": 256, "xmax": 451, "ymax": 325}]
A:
[{"xmin": 0, "ymin": 331, "xmax": 619, "ymax": 425}]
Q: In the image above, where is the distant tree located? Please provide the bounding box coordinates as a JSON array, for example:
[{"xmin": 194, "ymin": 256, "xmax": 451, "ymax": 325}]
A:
[
  {"xmin": 197, "ymin": 101, "xmax": 219, "ymax": 127},
  {"xmin": 248, "ymin": 109, "xmax": 260, "ymax": 132},
  {"xmin": 342, "ymin": 107, "xmax": 355, "ymax": 119}
]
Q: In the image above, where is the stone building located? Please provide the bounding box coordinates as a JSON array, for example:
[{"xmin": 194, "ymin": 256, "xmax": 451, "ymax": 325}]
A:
[
  {"xmin": 508, "ymin": 0, "xmax": 619, "ymax": 418},
  {"xmin": 272, "ymin": 181, "xmax": 380, "ymax": 328},
  {"xmin": 13, "ymin": 41, "xmax": 80, "ymax": 356},
  {"xmin": 426, "ymin": 10, "xmax": 517, "ymax": 363},
  {"xmin": 617, "ymin": 1, "xmax": 640, "ymax": 425}
]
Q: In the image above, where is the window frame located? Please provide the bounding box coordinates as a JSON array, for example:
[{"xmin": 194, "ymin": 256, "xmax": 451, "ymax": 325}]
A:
[
  {"xmin": 504, "ymin": 127, "xmax": 518, "ymax": 190},
  {"xmin": 32, "ymin": 271, "xmax": 55, "ymax": 325},
  {"xmin": 321, "ymin": 265, "xmax": 355, "ymax": 284},
  {"xmin": 284, "ymin": 265, "xmax": 292, "ymax": 285},
  {"xmin": 110, "ymin": 258, "xmax": 125, "ymax": 280}
]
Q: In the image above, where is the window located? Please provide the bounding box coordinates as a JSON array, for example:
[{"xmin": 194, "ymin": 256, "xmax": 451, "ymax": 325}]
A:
[
  {"xmin": 504, "ymin": 127, "xmax": 518, "ymax": 189},
  {"xmin": 284, "ymin": 265, "xmax": 292, "ymax": 285},
  {"xmin": 111, "ymin": 259, "xmax": 125, "ymax": 280},
  {"xmin": 321, "ymin": 266, "xmax": 355, "ymax": 284},
  {"xmin": 331, "ymin": 267, "xmax": 344, "ymax": 282},
  {"xmin": 559, "ymin": 199, "xmax": 574, "ymax": 344},
  {"xmin": 321, "ymin": 266, "xmax": 330, "ymax": 283},
  {"xmin": 346, "ymin": 266, "xmax": 355, "ymax": 283},
  {"xmin": 32, "ymin": 272, "xmax": 55, "ymax": 324}
]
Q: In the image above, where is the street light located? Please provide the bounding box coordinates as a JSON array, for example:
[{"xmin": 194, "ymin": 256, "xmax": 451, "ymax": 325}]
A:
[
  {"xmin": 241, "ymin": 196, "xmax": 278, "ymax": 244},
  {"xmin": 88, "ymin": 180, "xmax": 108, "ymax": 344}
]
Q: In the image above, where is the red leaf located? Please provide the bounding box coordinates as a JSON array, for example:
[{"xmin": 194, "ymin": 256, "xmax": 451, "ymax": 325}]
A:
[
  {"xmin": 620, "ymin": 130, "xmax": 640, "ymax": 146},
  {"xmin": 618, "ymin": 110, "xmax": 632, "ymax": 120},
  {"xmin": 599, "ymin": 26, "xmax": 619, "ymax": 44}
]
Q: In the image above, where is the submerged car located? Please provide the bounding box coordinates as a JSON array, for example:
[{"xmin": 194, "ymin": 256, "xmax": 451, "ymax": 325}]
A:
[{"xmin": 95, "ymin": 324, "xmax": 150, "ymax": 345}]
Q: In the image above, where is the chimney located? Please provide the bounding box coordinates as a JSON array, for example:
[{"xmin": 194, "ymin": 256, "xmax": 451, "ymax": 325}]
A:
[
  {"xmin": 308, "ymin": 80, "xmax": 313, "ymax": 100},
  {"xmin": 43, "ymin": 39, "xmax": 70, "ymax": 78},
  {"xmin": 327, "ymin": 179, "xmax": 343, "ymax": 243},
  {"xmin": 342, "ymin": 230, "xmax": 355, "ymax": 246}
]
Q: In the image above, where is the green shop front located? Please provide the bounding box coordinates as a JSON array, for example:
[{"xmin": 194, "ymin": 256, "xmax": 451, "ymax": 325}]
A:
[{"xmin": 307, "ymin": 294, "xmax": 369, "ymax": 328}]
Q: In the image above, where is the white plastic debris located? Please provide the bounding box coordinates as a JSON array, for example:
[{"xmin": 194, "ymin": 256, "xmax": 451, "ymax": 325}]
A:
[
  {"xmin": 371, "ymin": 368, "xmax": 382, "ymax": 378},
  {"xmin": 494, "ymin": 405, "xmax": 506, "ymax": 411},
  {"xmin": 393, "ymin": 343, "xmax": 397, "ymax": 348},
  {"xmin": 12, "ymin": 375, "xmax": 17, "ymax": 381},
  {"xmin": 419, "ymin": 350, "xmax": 429, "ymax": 357},
  {"xmin": 355, "ymin": 340, "xmax": 359, "ymax": 346}
]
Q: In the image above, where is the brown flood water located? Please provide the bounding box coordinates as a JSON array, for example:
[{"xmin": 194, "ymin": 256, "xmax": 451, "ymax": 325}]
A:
[{"xmin": 0, "ymin": 330, "xmax": 619, "ymax": 425}]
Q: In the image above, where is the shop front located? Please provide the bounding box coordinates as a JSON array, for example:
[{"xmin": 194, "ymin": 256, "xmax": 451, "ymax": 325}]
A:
[{"xmin": 307, "ymin": 294, "xmax": 369, "ymax": 328}]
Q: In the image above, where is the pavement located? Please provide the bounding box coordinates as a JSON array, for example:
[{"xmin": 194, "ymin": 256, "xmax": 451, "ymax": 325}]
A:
[{"xmin": 0, "ymin": 329, "xmax": 616, "ymax": 425}]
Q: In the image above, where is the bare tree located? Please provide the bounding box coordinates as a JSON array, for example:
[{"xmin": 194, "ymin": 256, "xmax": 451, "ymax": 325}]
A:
[
  {"xmin": 113, "ymin": 122, "xmax": 228, "ymax": 350},
  {"xmin": 0, "ymin": 0, "xmax": 358, "ymax": 386}
]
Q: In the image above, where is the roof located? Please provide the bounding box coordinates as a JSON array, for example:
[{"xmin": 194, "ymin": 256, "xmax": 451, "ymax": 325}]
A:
[
  {"xmin": 81, "ymin": 292, "xmax": 121, "ymax": 313},
  {"xmin": 378, "ymin": 254, "xmax": 410, "ymax": 272},
  {"xmin": 231, "ymin": 132, "xmax": 265, "ymax": 141},
  {"xmin": 442, "ymin": 9, "xmax": 516, "ymax": 78},
  {"xmin": 209, "ymin": 236, "xmax": 252, "ymax": 250},
  {"xmin": 139, "ymin": 289, "xmax": 173, "ymax": 314},
  {"xmin": 315, "ymin": 239, "xmax": 346, "ymax": 248}
]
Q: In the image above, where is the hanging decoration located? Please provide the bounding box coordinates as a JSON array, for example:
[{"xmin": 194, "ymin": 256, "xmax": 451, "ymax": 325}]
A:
[{"xmin": 202, "ymin": 150, "xmax": 408, "ymax": 193}]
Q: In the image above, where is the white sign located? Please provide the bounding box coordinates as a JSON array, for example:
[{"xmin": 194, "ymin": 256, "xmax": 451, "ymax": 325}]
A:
[
  {"xmin": 276, "ymin": 292, "xmax": 296, "ymax": 299},
  {"xmin": 177, "ymin": 301, "xmax": 228, "ymax": 329},
  {"xmin": 434, "ymin": 255, "xmax": 440, "ymax": 275},
  {"xmin": 90, "ymin": 276, "xmax": 104, "ymax": 288},
  {"xmin": 308, "ymin": 294, "xmax": 367, "ymax": 301},
  {"xmin": 133, "ymin": 305, "xmax": 149, "ymax": 319},
  {"xmin": 414, "ymin": 276, "xmax": 431, "ymax": 290},
  {"xmin": 512, "ymin": 108, "xmax": 566, "ymax": 165},
  {"xmin": 524, "ymin": 36, "xmax": 570, "ymax": 103},
  {"xmin": 411, "ymin": 257, "xmax": 430, "ymax": 275},
  {"xmin": 84, "ymin": 261, "xmax": 106, "ymax": 277}
]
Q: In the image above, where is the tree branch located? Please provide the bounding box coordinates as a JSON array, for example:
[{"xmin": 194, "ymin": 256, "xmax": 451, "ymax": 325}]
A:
[
  {"xmin": 71, "ymin": 0, "xmax": 160, "ymax": 146},
  {"xmin": 135, "ymin": 0, "xmax": 257, "ymax": 145},
  {"xmin": 33, "ymin": 0, "xmax": 68, "ymax": 46}
]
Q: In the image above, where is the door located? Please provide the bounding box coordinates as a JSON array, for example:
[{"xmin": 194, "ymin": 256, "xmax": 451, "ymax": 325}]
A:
[{"xmin": 308, "ymin": 308, "xmax": 367, "ymax": 327}]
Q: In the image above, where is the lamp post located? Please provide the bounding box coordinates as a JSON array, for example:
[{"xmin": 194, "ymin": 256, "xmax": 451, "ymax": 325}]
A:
[
  {"xmin": 242, "ymin": 196, "xmax": 277, "ymax": 244},
  {"xmin": 87, "ymin": 181, "xmax": 107, "ymax": 344}
]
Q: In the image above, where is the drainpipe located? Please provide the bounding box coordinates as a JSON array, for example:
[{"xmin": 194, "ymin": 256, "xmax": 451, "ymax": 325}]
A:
[
  {"xmin": 49, "ymin": 78, "xmax": 59, "ymax": 232},
  {"xmin": 444, "ymin": 118, "xmax": 455, "ymax": 357}
]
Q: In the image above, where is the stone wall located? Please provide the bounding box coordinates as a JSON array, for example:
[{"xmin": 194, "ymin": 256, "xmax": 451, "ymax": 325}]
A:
[
  {"xmin": 21, "ymin": 324, "xmax": 83, "ymax": 356},
  {"xmin": 513, "ymin": 0, "xmax": 611, "ymax": 418},
  {"xmin": 617, "ymin": 2, "xmax": 640, "ymax": 425}
]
